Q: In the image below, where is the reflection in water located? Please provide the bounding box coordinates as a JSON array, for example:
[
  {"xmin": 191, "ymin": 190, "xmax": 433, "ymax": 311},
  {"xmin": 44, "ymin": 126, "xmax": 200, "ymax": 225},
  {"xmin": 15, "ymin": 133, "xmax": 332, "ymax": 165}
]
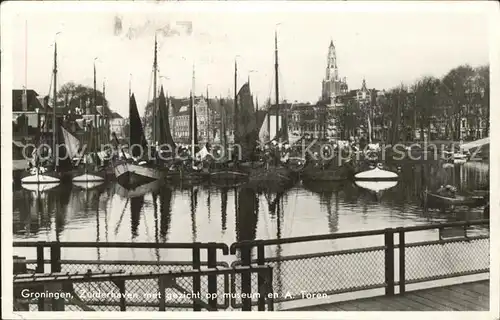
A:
[
  {"xmin": 159, "ymin": 188, "xmax": 173, "ymax": 243},
  {"xmin": 13, "ymin": 162, "xmax": 489, "ymax": 248},
  {"xmin": 221, "ymin": 188, "xmax": 228, "ymax": 234},
  {"xmin": 235, "ymin": 187, "xmax": 259, "ymax": 243},
  {"xmin": 130, "ymin": 196, "xmax": 144, "ymax": 239},
  {"xmin": 190, "ymin": 187, "xmax": 199, "ymax": 242}
]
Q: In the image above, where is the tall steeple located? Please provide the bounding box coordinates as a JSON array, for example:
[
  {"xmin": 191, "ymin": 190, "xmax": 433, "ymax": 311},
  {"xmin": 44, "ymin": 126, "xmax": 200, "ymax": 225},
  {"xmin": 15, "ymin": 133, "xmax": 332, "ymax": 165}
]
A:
[
  {"xmin": 326, "ymin": 39, "xmax": 338, "ymax": 81},
  {"xmin": 321, "ymin": 40, "xmax": 347, "ymax": 102}
]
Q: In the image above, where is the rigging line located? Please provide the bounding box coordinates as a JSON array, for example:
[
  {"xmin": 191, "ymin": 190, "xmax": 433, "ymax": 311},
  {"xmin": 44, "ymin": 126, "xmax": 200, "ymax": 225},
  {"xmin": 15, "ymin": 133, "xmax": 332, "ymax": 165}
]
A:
[
  {"xmin": 146, "ymin": 70, "xmax": 154, "ymax": 115},
  {"xmin": 47, "ymin": 73, "xmax": 53, "ymax": 100}
]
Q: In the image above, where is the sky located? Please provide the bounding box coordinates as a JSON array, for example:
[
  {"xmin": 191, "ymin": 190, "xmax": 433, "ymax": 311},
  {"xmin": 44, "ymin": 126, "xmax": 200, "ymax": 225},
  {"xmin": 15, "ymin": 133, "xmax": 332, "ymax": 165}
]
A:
[{"xmin": 6, "ymin": 2, "xmax": 492, "ymax": 118}]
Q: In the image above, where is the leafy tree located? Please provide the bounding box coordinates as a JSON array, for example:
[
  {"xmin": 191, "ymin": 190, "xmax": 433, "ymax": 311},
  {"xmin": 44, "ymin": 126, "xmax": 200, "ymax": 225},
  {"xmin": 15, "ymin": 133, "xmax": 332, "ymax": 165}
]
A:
[
  {"xmin": 56, "ymin": 82, "xmax": 110, "ymax": 116},
  {"xmin": 440, "ymin": 65, "xmax": 475, "ymax": 140}
]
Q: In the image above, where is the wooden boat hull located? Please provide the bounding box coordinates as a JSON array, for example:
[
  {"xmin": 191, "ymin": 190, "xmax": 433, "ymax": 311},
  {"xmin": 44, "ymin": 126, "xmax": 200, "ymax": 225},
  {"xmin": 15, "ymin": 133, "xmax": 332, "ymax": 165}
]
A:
[
  {"xmin": 209, "ymin": 169, "xmax": 249, "ymax": 187},
  {"xmin": 114, "ymin": 179, "xmax": 163, "ymax": 198},
  {"xmin": 113, "ymin": 161, "xmax": 164, "ymax": 189},
  {"xmin": 247, "ymin": 165, "xmax": 295, "ymax": 191},
  {"xmin": 301, "ymin": 164, "xmax": 354, "ymax": 181},
  {"xmin": 301, "ymin": 180, "xmax": 347, "ymax": 193}
]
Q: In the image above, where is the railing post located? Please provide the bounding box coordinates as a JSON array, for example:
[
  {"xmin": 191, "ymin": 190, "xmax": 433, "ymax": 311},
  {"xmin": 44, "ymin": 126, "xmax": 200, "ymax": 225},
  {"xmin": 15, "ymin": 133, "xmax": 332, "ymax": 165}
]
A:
[
  {"xmin": 256, "ymin": 241, "xmax": 266, "ymax": 311},
  {"xmin": 36, "ymin": 242, "xmax": 45, "ymax": 273},
  {"xmin": 266, "ymin": 266, "xmax": 274, "ymax": 311},
  {"xmin": 36, "ymin": 242, "xmax": 45, "ymax": 311},
  {"xmin": 207, "ymin": 243, "xmax": 218, "ymax": 311},
  {"xmin": 50, "ymin": 242, "xmax": 61, "ymax": 273},
  {"xmin": 159, "ymin": 277, "xmax": 166, "ymax": 311},
  {"xmin": 50, "ymin": 243, "xmax": 63, "ymax": 311},
  {"xmin": 384, "ymin": 228, "xmax": 395, "ymax": 296},
  {"xmin": 192, "ymin": 244, "xmax": 201, "ymax": 311},
  {"xmin": 398, "ymin": 228, "xmax": 406, "ymax": 294},
  {"xmin": 241, "ymin": 242, "xmax": 252, "ymax": 311}
]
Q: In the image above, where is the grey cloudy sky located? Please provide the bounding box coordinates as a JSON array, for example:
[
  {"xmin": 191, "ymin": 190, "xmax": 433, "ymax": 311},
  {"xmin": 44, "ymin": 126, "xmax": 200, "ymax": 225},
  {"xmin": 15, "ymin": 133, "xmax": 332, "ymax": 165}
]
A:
[{"xmin": 6, "ymin": 2, "xmax": 492, "ymax": 117}]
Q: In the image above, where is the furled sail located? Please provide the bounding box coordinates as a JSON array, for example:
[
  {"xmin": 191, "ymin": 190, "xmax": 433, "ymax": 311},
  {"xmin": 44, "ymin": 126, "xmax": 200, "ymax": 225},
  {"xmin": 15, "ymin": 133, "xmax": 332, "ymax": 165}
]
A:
[
  {"xmin": 158, "ymin": 86, "xmax": 176, "ymax": 151},
  {"xmin": 235, "ymin": 83, "xmax": 257, "ymax": 159},
  {"xmin": 129, "ymin": 93, "xmax": 147, "ymax": 158}
]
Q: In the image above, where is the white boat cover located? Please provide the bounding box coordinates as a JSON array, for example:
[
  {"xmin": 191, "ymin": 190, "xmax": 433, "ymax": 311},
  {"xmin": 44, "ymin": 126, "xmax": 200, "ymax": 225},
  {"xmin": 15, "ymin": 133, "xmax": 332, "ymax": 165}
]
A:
[
  {"xmin": 355, "ymin": 180, "xmax": 398, "ymax": 192},
  {"xmin": 354, "ymin": 167, "xmax": 398, "ymax": 179}
]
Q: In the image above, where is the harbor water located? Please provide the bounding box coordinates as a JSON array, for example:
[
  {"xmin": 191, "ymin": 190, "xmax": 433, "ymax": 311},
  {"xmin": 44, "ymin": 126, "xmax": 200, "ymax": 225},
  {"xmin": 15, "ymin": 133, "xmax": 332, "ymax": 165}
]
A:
[{"xmin": 13, "ymin": 161, "xmax": 489, "ymax": 260}]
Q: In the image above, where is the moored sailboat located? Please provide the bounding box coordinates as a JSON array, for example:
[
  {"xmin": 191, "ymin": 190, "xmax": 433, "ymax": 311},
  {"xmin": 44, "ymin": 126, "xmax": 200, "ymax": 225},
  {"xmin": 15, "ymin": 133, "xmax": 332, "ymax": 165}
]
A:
[
  {"xmin": 209, "ymin": 71, "xmax": 253, "ymax": 185},
  {"xmin": 247, "ymin": 30, "xmax": 295, "ymax": 191},
  {"xmin": 113, "ymin": 36, "xmax": 167, "ymax": 189},
  {"xmin": 113, "ymin": 93, "xmax": 164, "ymax": 189},
  {"xmin": 21, "ymin": 41, "xmax": 63, "ymax": 187},
  {"xmin": 72, "ymin": 61, "xmax": 107, "ymax": 185}
]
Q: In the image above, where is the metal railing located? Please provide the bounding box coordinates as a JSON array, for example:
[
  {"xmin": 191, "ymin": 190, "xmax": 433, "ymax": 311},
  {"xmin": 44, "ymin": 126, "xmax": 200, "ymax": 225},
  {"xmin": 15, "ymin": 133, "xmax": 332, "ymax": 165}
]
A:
[
  {"xmin": 13, "ymin": 241, "xmax": 230, "ymax": 311},
  {"xmin": 14, "ymin": 265, "xmax": 274, "ymax": 311},
  {"xmin": 229, "ymin": 219, "xmax": 489, "ymax": 308},
  {"xmin": 13, "ymin": 219, "xmax": 489, "ymax": 311}
]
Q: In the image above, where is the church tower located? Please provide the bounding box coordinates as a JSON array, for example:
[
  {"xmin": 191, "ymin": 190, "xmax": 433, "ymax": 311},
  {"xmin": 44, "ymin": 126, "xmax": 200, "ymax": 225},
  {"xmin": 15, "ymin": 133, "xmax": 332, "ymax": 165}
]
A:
[
  {"xmin": 322, "ymin": 40, "xmax": 347, "ymax": 103},
  {"xmin": 325, "ymin": 40, "xmax": 338, "ymax": 82}
]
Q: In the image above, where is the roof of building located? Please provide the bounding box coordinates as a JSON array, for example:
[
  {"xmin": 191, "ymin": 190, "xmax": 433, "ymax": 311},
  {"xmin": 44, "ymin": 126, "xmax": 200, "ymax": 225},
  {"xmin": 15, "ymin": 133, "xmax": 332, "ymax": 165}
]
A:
[
  {"xmin": 12, "ymin": 89, "xmax": 44, "ymax": 112},
  {"xmin": 110, "ymin": 111, "xmax": 124, "ymax": 119}
]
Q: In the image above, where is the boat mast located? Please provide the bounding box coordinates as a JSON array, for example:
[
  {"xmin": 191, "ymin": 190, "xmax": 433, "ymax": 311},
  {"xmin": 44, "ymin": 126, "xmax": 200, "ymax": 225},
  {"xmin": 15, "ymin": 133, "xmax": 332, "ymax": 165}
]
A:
[
  {"xmin": 234, "ymin": 60, "xmax": 238, "ymax": 144},
  {"xmin": 221, "ymin": 97, "xmax": 226, "ymax": 152},
  {"xmin": 22, "ymin": 20, "xmax": 28, "ymax": 135},
  {"xmin": 274, "ymin": 30, "xmax": 280, "ymax": 143},
  {"xmin": 206, "ymin": 86, "xmax": 210, "ymax": 143},
  {"xmin": 103, "ymin": 80, "xmax": 107, "ymax": 144},
  {"xmin": 94, "ymin": 60, "xmax": 98, "ymax": 151},
  {"xmin": 191, "ymin": 65, "xmax": 196, "ymax": 156},
  {"xmin": 52, "ymin": 41, "xmax": 57, "ymax": 170},
  {"xmin": 153, "ymin": 34, "xmax": 158, "ymax": 148}
]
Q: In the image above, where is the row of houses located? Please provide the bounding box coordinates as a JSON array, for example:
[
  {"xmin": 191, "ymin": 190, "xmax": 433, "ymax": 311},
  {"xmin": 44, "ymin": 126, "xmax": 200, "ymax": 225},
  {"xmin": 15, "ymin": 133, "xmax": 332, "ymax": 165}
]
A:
[{"xmin": 12, "ymin": 89, "xmax": 125, "ymax": 146}]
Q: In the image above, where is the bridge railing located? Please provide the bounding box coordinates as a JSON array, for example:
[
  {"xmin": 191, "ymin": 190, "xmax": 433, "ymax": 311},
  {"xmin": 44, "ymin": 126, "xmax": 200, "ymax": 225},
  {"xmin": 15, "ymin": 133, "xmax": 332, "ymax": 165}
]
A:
[
  {"xmin": 13, "ymin": 265, "xmax": 274, "ymax": 312},
  {"xmin": 229, "ymin": 219, "xmax": 489, "ymax": 308},
  {"xmin": 12, "ymin": 242, "xmax": 230, "ymax": 311},
  {"xmin": 13, "ymin": 219, "xmax": 489, "ymax": 311}
]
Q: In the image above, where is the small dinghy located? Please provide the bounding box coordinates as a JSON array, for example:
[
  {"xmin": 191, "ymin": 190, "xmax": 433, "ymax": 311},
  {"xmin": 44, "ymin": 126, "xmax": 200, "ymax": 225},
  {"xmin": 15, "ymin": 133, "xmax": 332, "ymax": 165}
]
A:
[
  {"xmin": 354, "ymin": 163, "xmax": 398, "ymax": 181},
  {"xmin": 422, "ymin": 187, "xmax": 487, "ymax": 209},
  {"xmin": 423, "ymin": 192, "xmax": 483, "ymax": 206}
]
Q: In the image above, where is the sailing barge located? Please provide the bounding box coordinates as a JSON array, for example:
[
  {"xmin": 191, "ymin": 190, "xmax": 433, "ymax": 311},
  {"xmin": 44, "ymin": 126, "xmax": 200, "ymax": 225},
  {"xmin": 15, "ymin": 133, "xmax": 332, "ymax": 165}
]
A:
[{"xmin": 113, "ymin": 36, "xmax": 174, "ymax": 189}]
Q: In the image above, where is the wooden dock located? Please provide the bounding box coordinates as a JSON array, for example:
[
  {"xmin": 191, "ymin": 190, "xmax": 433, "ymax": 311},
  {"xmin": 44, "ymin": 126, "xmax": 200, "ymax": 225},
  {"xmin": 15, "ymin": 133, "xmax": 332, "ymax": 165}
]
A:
[{"xmin": 289, "ymin": 280, "xmax": 489, "ymax": 311}]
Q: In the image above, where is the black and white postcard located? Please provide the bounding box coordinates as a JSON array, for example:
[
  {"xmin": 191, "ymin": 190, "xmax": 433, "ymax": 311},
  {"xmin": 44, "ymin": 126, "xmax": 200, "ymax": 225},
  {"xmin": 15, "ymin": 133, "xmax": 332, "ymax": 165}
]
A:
[{"xmin": 2, "ymin": 1, "xmax": 499, "ymax": 318}]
